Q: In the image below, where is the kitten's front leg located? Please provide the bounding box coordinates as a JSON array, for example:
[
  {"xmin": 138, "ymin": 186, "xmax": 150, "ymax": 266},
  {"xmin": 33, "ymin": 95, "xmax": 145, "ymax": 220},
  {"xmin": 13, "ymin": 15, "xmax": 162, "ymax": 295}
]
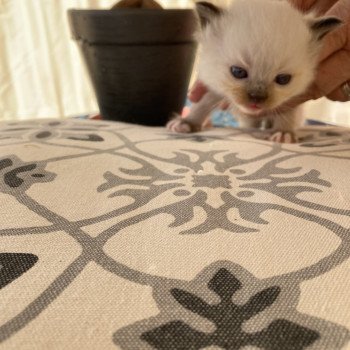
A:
[
  {"xmin": 166, "ymin": 91, "xmax": 222, "ymax": 133},
  {"xmin": 269, "ymin": 107, "xmax": 304, "ymax": 143}
]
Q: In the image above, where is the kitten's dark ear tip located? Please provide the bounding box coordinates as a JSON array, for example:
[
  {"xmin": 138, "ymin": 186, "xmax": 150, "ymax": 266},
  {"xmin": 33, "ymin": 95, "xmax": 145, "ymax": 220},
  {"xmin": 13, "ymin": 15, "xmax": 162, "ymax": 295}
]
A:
[
  {"xmin": 311, "ymin": 17, "xmax": 343, "ymax": 30},
  {"xmin": 196, "ymin": 1, "xmax": 221, "ymax": 13},
  {"xmin": 311, "ymin": 16, "xmax": 343, "ymax": 40},
  {"xmin": 195, "ymin": 1, "xmax": 222, "ymax": 27}
]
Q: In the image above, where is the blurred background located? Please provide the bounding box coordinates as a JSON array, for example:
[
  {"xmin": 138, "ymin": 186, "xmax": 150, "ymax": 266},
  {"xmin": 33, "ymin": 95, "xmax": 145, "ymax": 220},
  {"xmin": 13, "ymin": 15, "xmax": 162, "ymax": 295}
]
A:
[{"xmin": 1, "ymin": 0, "xmax": 349, "ymax": 125}]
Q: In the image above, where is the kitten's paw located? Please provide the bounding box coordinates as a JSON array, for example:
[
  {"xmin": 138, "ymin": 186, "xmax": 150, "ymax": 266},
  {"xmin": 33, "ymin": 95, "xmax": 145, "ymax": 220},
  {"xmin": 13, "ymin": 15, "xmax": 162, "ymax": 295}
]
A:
[
  {"xmin": 166, "ymin": 115, "xmax": 200, "ymax": 133},
  {"xmin": 268, "ymin": 131, "xmax": 297, "ymax": 143}
]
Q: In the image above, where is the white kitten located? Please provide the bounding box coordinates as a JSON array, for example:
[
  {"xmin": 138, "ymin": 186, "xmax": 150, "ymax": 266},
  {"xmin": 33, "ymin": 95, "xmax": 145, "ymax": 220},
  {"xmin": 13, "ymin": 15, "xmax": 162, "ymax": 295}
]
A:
[{"xmin": 167, "ymin": 0, "xmax": 341, "ymax": 143}]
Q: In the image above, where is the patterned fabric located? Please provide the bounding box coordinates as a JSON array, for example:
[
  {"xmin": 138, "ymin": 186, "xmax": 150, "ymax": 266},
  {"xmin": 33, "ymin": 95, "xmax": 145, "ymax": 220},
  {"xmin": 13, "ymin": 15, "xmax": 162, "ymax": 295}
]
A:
[{"xmin": 1, "ymin": 118, "xmax": 350, "ymax": 350}]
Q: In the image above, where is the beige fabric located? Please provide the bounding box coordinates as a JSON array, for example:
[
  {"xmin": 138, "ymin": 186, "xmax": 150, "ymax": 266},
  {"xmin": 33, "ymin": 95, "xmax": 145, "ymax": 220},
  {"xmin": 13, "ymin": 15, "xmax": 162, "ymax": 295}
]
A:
[{"xmin": 1, "ymin": 119, "xmax": 350, "ymax": 349}]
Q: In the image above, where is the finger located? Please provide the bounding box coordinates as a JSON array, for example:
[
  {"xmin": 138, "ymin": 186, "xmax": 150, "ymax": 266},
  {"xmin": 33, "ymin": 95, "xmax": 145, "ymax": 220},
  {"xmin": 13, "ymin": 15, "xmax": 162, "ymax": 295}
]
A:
[
  {"xmin": 311, "ymin": 0, "xmax": 339, "ymax": 15},
  {"xmin": 279, "ymin": 91, "xmax": 314, "ymax": 110},
  {"xmin": 290, "ymin": 0, "xmax": 317, "ymax": 12},
  {"xmin": 188, "ymin": 80, "xmax": 208, "ymax": 103},
  {"xmin": 318, "ymin": 26, "xmax": 347, "ymax": 62},
  {"xmin": 326, "ymin": 83, "xmax": 350, "ymax": 101},
  {"xmin": 313, "ymin": 49, "xmax": 350, "ymax": 97},
  {"xmin": 325, "ymin": 0, "xmax": 350, "ymax": 21},
  {"xmin": 290, "ymin": 0, "xmax": 338, "ymax": 14},
  {"xmin": 219, "ymin": 100, "xmax": 230, "ymax": 110},
  {"xmin": 318, "ymin": 0, "xmax": 349, "ymax": 61}
]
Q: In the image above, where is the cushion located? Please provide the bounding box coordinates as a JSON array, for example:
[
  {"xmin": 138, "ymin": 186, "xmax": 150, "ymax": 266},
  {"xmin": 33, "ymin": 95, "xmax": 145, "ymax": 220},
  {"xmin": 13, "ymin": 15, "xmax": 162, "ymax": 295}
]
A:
[{"xmin": 1, "ymin": 118, "xmax": 350, "ymax": 349}]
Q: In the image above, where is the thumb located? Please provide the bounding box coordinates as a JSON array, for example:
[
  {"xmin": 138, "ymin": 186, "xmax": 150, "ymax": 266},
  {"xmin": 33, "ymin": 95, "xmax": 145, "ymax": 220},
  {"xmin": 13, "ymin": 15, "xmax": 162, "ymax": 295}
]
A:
[{"xmin": 318, "ymin": 0, "xmax": 349, "ymax": 61}]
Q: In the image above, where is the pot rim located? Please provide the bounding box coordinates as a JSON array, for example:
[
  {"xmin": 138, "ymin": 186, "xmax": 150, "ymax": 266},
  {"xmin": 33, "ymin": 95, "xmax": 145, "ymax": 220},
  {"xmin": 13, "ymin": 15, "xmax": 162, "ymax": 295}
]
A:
[
  {"xmin": 68, "ymin": 8, "xmax": 196, "ymax": 15},
  {"xmin": 68, "ymin": 8, "xmax": 199, "ymax": 44}
]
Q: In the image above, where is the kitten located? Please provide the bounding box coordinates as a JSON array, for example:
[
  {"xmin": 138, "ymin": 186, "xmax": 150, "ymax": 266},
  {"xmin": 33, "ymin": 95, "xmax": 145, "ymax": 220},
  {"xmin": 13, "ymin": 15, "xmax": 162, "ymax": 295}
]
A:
[{"xmin": 167, "ymin": 0, "xmax": 341, "ymax": 143}]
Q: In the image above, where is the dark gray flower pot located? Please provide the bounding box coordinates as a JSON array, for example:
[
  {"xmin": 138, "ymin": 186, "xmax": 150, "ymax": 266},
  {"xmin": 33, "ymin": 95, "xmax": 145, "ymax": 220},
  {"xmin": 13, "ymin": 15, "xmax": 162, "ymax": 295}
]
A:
[{"xmin": 68, "ymin": 9, "xmax": 198, "ymax": 126}]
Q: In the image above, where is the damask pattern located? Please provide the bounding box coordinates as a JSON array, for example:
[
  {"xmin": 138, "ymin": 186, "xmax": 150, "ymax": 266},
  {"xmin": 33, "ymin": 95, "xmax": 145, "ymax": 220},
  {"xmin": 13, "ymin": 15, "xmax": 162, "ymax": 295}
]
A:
[{"xmin": 1, "ymin": 119, "xmax": 350, "ymax": 349}]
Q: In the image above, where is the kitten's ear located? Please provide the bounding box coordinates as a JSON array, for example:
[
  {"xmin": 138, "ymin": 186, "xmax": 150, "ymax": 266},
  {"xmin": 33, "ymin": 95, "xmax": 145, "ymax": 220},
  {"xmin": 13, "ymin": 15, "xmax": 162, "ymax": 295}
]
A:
[
  {"xmin": 309, "ymin": 16, "xmax": 342, "ymax": 40},
  {"xmin": 196, "ymin": 1, "xmax": 223, "ymax": 27}
]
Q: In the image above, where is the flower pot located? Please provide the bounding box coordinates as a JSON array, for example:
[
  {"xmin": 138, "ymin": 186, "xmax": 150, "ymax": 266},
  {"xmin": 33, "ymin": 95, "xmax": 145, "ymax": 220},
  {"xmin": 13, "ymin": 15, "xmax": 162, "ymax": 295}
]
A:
[{"xmin": 68, "ymin": 9, "xmax": 198, "ymax": 126}]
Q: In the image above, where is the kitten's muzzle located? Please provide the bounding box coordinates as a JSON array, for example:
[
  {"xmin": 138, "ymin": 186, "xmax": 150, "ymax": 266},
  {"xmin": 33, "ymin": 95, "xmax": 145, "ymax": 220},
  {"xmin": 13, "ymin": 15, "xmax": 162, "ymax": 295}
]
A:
[
  {"xmin": 246, "ymin": 82, "xmax": 268, "ymax": 105},
  {"xmin": 247, "ymin": 90, "xmax": 268, "ymax": 104}
]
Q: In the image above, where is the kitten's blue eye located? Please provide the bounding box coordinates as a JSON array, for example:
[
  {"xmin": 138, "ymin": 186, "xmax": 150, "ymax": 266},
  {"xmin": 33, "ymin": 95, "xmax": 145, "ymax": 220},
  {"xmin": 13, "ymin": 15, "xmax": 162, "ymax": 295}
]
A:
[
  {"xmin": 230, "ymin": 66, "xmax": 248, "ymax": 79},
  {"xmin": 275, "ymin": 74, "xmax": 292, "ymax": 85}
]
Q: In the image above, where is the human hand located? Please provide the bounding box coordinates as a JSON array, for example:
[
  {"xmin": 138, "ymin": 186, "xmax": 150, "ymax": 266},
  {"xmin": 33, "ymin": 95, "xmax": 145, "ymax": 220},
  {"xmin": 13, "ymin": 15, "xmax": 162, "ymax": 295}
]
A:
[
  {"xmin": 287, "ymin": 0, "xmax": 350, "ymax": 103},
  {"xmin": 188, "ymin": 80, "xmax": 209, "ymax": 103},
  {"xmin": 188, "ymin": 81, "xmax": 230, "ymax": 109}
]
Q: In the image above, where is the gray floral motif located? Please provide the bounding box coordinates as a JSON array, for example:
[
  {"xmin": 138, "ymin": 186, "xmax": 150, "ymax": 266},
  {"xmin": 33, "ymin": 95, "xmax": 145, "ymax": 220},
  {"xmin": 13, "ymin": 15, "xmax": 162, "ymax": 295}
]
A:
[
  {"xmin": 0, "ymin": 155, "xmax": 56, "ymax": 195},
  {"xmin": 0, "ymin": 120, "xmax": 106, "ymax": 143},
  {"xmin": 142, "ymin": 269, "xmax": 319, "ymax": 350},
  {"xmin": 98, "ymin": 146, "xmax": 336, "ymax": 233},
  {"xmin": 1, "ymin": 120, "xmax": 350, "ymax": 349},
  {"xmin": 0, "ymin": 253, "xmax": 38, "ymax": 289},
  {"xmin": 299, "ymin": 129, "xmax": 350, "ymax": 147},
  {"xmin": 98, "ymin": 156, "xmax": 181, "ymax": 198},
  {"xmin": 165, "ymin": 132, "xmax": 238, "ymax": 143},
  {"xmin": 114, "ymin": 262, "xmax": 350, "ymax": 350}
]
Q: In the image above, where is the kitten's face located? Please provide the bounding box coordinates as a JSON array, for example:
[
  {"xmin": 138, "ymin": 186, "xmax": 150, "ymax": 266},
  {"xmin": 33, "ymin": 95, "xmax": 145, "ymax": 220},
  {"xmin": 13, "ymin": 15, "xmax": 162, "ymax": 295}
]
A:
[{"xmin": 197, "ymin": 0, "xmax": 340, "ymax": 116}]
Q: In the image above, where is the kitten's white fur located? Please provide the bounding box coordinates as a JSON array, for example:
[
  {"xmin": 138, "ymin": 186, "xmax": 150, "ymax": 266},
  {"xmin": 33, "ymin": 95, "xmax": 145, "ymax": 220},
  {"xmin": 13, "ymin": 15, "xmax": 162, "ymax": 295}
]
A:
[{"xmin": 167, "ymin": 0, "xmax": 341, "ymax": 143}]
